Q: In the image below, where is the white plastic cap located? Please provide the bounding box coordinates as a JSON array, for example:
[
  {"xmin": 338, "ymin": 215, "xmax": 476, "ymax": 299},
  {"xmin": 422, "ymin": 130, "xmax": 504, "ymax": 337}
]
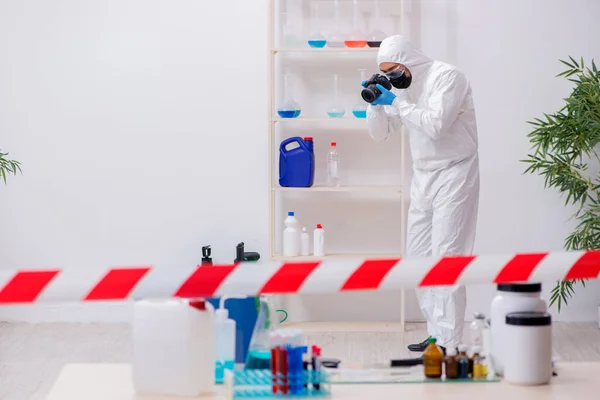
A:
[
  {"xmin": 472, "ymin": 345, "xmax": 482, "ymax": 354},
  {"xmin": 446, "ymin": 347, "xmax": 458, "ymax": 356},
  {"xmin": 458, "ymin": 344, "xmax": 468, "ymax": 352},
  {"xmin": 302, "ymin": 227, "xmax": 307, "ymax": 232}
]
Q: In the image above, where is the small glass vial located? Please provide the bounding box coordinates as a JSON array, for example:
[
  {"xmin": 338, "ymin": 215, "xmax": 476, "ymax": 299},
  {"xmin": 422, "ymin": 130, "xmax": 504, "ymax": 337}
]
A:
[
  {"xmin": 472, "ymin": 348, "xmax": 487, "ymax": 380},
  {"xmin": 423, "ymin": 338, "xmax": 443, "ymax": 379},
  {"xmin": 456, "ymin": 344, "xmax": 470, "ymax": 379},
  {"xmin": 444, "ymin": 347, "xmax": 459, "ymax": 380}
]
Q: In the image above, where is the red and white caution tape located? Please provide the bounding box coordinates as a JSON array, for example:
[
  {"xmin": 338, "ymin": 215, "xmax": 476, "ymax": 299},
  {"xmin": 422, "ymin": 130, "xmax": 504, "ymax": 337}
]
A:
[{"xmin": 0, "ymin": 251, "xmax": 599, "ymax": 304}]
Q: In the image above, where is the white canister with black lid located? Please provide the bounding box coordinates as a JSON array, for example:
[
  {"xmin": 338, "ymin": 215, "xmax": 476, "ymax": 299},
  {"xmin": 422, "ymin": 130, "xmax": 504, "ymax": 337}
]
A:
[
  {"xmin": 490, "ymin": 283, "xmax": 547, "ymax": 375},
  {"xmin": 503, "ymin": 312, "xmax": 552, "ymax": 385}
]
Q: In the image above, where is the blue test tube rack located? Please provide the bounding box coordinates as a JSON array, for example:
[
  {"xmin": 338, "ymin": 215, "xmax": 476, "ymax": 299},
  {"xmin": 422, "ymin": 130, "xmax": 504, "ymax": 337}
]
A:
[{"xmin": 224, "ymin": 369, "xmax": 331, "ymax": 398}]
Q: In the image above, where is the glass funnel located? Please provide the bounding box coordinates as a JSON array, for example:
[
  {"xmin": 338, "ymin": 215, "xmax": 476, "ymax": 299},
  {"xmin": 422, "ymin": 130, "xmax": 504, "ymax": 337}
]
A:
[
  {"xmin": 245, "ymin": 296, "xmax": 279, "ymax": 370},
  {"xmin": 352, "ymin": 69, "xmax": 368, "ymax": 118},
  {"xmin": 308, "ymin": 2, "xmax": 326, "ymax": 48},
  {"xmin": 327, "ymin": 0, "xmax": 345, "ymax": 48},
  {"xmin": 345, "ymin": 0, "xmax": 367, "ymax": 48},
  {"xmin": 327, "ymin": 74, "xmax": 346, "ymax": 118},
  {"xmin": 367, "ymin": 0, "xmax": 387, "ymax": 48},
  {"xmin": 277, "ymin": 74, "xmax": 301, "ymax": 118}
]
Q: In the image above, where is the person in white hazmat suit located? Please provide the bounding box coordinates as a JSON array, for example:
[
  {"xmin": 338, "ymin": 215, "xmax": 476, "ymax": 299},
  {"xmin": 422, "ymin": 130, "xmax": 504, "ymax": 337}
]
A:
[{"xmin": 364, "ymin": 35, "xmax": 479, "ymax": 352}]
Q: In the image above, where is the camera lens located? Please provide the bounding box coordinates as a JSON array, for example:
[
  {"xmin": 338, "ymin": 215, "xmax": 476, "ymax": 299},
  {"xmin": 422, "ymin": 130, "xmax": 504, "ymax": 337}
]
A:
[{"xmin": 361, "ymin": 84, "xmax": 380, "ymax": 103}]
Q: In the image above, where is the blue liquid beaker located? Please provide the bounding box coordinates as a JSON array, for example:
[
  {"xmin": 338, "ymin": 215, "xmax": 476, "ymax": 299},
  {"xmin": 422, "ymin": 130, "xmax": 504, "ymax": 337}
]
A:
[
  {"xmin": 328, "ymin": 111, "xmax": 345, "ymax": 118},
  {"xmin": 308, "ymin": 39, "xmax": 327, "ymax": 48},
  {"xmin": 352, "ymin": 109, "xmax": 367, "ymax": 118}
]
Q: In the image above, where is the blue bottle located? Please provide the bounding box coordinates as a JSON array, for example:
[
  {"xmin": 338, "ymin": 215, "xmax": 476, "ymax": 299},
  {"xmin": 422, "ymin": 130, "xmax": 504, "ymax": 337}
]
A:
[{"xmin": 279, "ymin": 137, "xmax": 315, "ymax": 188}]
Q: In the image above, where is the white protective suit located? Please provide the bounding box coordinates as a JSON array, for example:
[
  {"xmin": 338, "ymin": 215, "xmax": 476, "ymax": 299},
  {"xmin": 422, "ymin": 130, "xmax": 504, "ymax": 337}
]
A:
[{"xmin": 367, "ymin": 35, "xmax": 480, "ymax": 349}]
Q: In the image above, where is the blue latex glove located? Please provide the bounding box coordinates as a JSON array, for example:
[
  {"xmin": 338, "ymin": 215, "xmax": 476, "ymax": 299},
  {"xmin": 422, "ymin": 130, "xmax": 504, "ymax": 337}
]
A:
[{"xmin": 371, "ymin": 84, "xmax": 396, "ymax": 106}]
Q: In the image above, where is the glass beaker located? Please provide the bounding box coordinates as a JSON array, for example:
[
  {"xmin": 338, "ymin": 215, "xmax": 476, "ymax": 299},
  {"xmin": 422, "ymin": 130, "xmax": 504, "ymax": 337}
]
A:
[
  {"xmin": 345, "ymin": 0, "xmax": 367, "ymax": 48},
  {"xmin": 328, "ymin": 0, "xmax": 345, "ymax": 48},
  {"xmin": 367, "ymin": 0, "xmax": 387, "ymax": 48},
  {"xmin": 245, "ymin": 296, "xmax": 278, "ymax": 370},
  {"xmin": 277, "ymin": 74, "xmax": 301, "ymax": 118},
  {"xmin": 352, "ymin": 69, "xmax": 368, "ymax": 118},
  {"xmin": 327, "ymin": 74, "xmax": 346, "ymax": 118},
  {"xmin": 308, "ymin": 2, "xmax": 327, "ymax": 48}
]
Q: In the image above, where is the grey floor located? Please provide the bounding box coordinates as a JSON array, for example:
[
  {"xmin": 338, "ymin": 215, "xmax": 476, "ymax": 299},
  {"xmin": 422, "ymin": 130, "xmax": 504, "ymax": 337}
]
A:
[{"xmin": 0, "ymin": 322, "xmax": 599, "ymax": 399}]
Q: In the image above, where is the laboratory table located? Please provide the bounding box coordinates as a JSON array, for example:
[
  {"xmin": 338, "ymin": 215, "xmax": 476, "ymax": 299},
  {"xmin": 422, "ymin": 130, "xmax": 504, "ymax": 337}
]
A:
[{"xmin": 45, "ymin": 362, "xmax": 600, "ymax": 400}]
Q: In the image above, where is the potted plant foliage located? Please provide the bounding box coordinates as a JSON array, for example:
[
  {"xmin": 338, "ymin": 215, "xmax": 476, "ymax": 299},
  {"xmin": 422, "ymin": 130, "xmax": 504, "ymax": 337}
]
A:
[
  {"xmin": 0, "ymin": 150, "xmax": 21, "ymax": 183},
  {"xmin": 523, "ymin": 57, "xmax": 600, "ymax": 316}
]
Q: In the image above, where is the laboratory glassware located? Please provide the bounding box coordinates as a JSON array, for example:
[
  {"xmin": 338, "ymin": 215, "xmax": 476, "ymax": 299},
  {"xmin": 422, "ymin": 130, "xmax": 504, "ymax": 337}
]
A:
[
  {"xmin": 367, "ymin": 0, "xmax": 386, "ymax": 47},
  {"xmin": 327, "ymin": 74, "xmax": 345, "ymax": 118},
  {"xmin": 277, "ymin": 74, "xmax": 301, "ymax": 118},
  {"xmin": 308, "ymin": 2, "xmax": 327, "ymax": 48},
  {"xmin": 282, "ymin": 12, "xmax": 302, "ymax": 48},
  {"xmin": 327, "ymin": 142, "xmax": 341, "ymax": 187},
  {"xmin": 352, "ymin": 69, "xmax": 368, "ymax": 118},
  {"xmin": 245, "ymin": 296, "xmax": 278, "ymax": 370},
  {"xmin": 345, "ymin": 0, "xmax": 367, "ymax": 48},
  {"xmin": 327, "ymin": 0, "xmax": 345, "ymax": 48}
]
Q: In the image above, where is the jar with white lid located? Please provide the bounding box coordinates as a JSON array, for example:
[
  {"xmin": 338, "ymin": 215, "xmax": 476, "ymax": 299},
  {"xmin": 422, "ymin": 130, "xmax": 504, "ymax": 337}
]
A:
[
  {"xmin": 490, "ymin": 283, "xmax": 547, "ymax": 376},
  {"xmin": 503, "ymin": 312, "xmax": 552, "ymax": 385}
]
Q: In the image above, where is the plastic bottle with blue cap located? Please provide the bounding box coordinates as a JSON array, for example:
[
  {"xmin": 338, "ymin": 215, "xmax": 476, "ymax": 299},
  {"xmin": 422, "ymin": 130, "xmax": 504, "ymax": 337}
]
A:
[
  {"xmin": 214, "ymin": 295, "xmax": 246, "ymax": 383},
  {"xmin": 283, "ymin": 212, "xmax": 300, "ymax": 257}
]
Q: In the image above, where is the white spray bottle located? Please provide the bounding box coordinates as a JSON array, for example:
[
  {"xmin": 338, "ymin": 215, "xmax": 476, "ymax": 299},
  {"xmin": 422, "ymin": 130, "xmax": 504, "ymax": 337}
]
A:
[{"xmin": 214, "ymin": 295, "xmax": 246, "ymax": 383}]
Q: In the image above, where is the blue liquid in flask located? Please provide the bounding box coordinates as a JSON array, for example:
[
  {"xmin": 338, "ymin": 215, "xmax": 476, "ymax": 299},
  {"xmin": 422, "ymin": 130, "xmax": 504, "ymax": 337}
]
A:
[
  {"xmin": 245, "ymin": 350, "xmax": 271, "ymax": 370},
  {"xmin": 308, "ymin": 39, "xmax": 327, "ymax": 48},
  {"xmin": 278, "ymin": 109, "xmax": 301, "ymax": 118},
  {"xmin": 352, "ymin": 109, "xmax": 367, "ymax": 118},
  {"xmin": 327, "ymin": 111, "xmax": 345, "ymax": 118}
]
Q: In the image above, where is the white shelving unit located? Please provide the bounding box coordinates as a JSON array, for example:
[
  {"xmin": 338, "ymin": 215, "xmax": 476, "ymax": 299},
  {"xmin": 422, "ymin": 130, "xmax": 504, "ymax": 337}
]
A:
[{"xmin": 268, "ymin": 0, "xmax": 407, "ymax": 330}]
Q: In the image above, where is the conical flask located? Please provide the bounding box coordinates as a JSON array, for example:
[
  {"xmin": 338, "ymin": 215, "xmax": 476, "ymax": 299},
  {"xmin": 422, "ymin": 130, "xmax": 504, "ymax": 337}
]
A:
[
  {"xmin": 367, "ymin": 0, "xmax": 387, "ymax": 48},
  {"xmin": 308, "ymin": 2, "xmax": 327, "ymax": 48},
  {"xmin": 245, "ymin": 296, "xmax": 279, "ymax": 370},
  {"xmin": 345, "ymin": 0, "xmax": 367, "ymax": 48},
  {"xmin": 352, "ymin": 69, "xmax": 368, "ymax": 118},
  {"xmin": 327, "ymin": 74, "xmax": 346, "ymax": 118},
  {"xmin": 277, "ymin": 74, "xmax": 301, "ymax": 118},
  {"xmin": 327, "ymin": 0, "xmax": 345, "ymax": 48}
]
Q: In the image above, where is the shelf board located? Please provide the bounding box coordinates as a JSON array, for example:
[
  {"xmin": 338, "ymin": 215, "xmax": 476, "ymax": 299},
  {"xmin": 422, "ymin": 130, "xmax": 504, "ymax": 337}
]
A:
[
  {"xmin": 273, "ymin": 185, "xmax": 402, "ymax": 193},
  {"xmin": 272, "ymin": 48, "xmax": 378, "ymax": 54},
  {"xmin": 272, "ymin": 117, "xmax": 367, "ymax": 123},
  {"xmin": 272, "ymin": 253, "xmax": 402, "ymax": 261}
]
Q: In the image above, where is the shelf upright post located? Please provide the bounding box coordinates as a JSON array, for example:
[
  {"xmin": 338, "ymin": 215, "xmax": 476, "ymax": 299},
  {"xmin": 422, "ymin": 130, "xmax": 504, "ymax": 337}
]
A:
[
  {"xmin": 399, "ymin": 0, "xmax": 406, "ymax": 333},
  {"xmin": 268, "ymin": 0, "xmax": 276, "ymax": 261}
]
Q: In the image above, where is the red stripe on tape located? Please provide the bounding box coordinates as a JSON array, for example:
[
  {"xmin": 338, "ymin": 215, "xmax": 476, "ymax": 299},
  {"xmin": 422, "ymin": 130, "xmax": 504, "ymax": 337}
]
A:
[
  {"xmin": 564, "ymin": 251, "xmax": 600, "ymax": 280},
  {"xmin": 0, "ymin": 270, "xmax": 60, "ymax": 303},
  {"xmin": 175, "ymin": 264, "xmax": 237, "ymax": 298},
  {"xmin": 341, "ymin": 259, "xmax": 400, "ymax": 291},
  {"xmin": 419, "ymin": 256, "xmax": 476, "ymax": 286},
  {"xmin": 85, "ymin": 267, "xmax": 150, "ymax": 300},
  {"xmin": 259, "ymin": 262, "xmax": 320, "ymax": 294},
  {"xmin": 494, "ymin": 253, "xmax": 548, "ymax": 283}
]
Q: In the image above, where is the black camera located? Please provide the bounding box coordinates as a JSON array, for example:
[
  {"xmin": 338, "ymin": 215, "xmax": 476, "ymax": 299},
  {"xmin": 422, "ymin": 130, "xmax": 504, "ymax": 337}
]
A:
[{"xmin": 361, "ymin": 73, "xmax": 393, "ymax": 104}]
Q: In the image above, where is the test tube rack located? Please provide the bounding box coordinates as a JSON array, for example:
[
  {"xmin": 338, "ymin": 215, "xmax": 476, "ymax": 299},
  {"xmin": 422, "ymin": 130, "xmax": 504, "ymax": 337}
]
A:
[{"xmin": 224, "ymin": 369, "xmax": 331, "ymax": 399}]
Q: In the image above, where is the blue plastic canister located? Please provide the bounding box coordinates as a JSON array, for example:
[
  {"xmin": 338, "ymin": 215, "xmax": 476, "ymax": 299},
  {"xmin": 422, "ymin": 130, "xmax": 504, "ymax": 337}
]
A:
[{"xmin": 279, "ymin": 137, "xmax": 315, "ymax": 188}]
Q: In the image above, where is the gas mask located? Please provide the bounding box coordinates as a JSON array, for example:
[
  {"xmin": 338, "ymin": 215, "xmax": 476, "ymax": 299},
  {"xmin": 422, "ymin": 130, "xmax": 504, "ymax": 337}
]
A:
[{"xmin": 387, "ymin": 68, "xmax": 412, "ymax": 89}]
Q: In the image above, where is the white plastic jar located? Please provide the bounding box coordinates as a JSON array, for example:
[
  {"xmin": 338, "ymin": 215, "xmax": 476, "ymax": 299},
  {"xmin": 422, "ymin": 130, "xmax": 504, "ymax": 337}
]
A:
[
  {"xmin": 504, "ymin": 312, "xmax": 552, "ymax": 385},
  {"xmin": 490, "ymin": 283, "xmax": 546, "ymax": 376}
]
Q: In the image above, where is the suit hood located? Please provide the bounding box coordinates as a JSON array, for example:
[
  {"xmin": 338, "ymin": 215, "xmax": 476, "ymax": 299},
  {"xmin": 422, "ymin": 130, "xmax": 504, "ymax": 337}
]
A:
[{"xmin": 377, "ymin": 35, "xmax": 433, "ymax": 69}]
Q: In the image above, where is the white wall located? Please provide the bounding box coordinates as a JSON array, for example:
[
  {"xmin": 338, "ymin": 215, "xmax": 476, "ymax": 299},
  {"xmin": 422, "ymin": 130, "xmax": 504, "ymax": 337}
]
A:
[{"xmin": 0, "ymin": 0, "xmax": 599, "ymax": 323}]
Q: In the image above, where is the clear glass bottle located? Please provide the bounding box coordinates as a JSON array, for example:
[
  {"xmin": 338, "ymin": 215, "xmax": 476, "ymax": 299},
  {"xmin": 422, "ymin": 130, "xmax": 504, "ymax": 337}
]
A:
[
  {"xmin": 345, "ymin": 0, "xmax": 367, "ymax": 48},
  {"xmin": 277, "ymin": 74, "xmax": 301, "ymax": 119},
  {"xmin": 352, "ymin": 69, "xmax": 368, "ymax": 118},
  {"xmin": 326, "ymin": 142, "xmax": 341, "ymax": 187},
  {"xmin": 328, "ymin": 0, "xmax": 345, "ymax": 48},
  {"xmin": 367, "ymin": 0, "xmax": 386, "ymax": 48},
  {"xmin": 469, "ymin": 312, "xmax": 486, "ymax": 350},
  {"xmin": 308, "ymin": 2, "xmax": 326, "ymax": 48},
  {"xmin": 327, "ymin": 74, "xmax": 345, "ymax": 118}
]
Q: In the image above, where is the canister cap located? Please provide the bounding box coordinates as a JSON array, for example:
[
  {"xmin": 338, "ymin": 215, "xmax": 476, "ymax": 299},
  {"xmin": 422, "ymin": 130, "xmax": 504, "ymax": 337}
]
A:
[
  {"xmin": 506, "ymin": 311, "xmax": 552, "ymax": 326},
  {"xmin": 497, "ymin": 283, "xmax": 542, "ymax": 293}
]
